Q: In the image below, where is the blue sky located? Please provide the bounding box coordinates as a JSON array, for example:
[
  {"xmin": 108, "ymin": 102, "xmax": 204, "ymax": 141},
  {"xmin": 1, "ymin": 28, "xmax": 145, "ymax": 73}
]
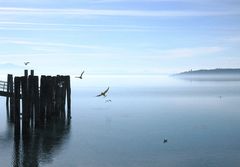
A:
[{"xmin": 0, "ymin": 0, "xmax": 240, "ymax": 75}]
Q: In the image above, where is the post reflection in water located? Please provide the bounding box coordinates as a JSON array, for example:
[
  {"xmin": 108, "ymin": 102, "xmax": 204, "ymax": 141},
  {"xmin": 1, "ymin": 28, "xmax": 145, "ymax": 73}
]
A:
[{"xmin": 12, "ymin": 118, "xmax": 71, "ymax": 167}]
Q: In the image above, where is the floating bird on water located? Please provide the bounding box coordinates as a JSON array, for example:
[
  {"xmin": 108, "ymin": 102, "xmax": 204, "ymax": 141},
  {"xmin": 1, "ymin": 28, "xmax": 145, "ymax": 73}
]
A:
[
  {"xmin": 163, "ymin": 138, "xmax": 168, "ymax": 143},
  {"xmin": 105, "ymin": 99, "xmax": 112, "ymax": 103},
  {"xmin": 96, "ymin": 87, "xmax": 110, "ymax": 97},
  {"xmin": 24, "ymin": 62, "xmax": 30, "ymax": 65},
  {"xmin": 75, "ymin": 71, "xmax": 85, "ymax": 79}
]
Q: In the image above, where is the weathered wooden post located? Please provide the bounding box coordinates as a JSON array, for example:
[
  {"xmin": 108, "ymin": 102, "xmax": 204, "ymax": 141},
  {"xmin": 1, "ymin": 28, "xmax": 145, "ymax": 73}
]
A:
[
  {"xmin": 14, "ymin": 77, "xmax": 21, "ymax": 136},
  {"xmin": 9, "ymin": 75, "xmax": 14, "ymax": 121},
  {"xmin": 24, "ymin": 69, "xmax": 28, "ymax": 77},
  {"xmin": 66, "ymin": 76, "xmax": 71, "ymax": 119},
  {"xmin": 22, "ymin": 76, "xmax": 30, "ymax": 136},
  {"xmin": 33, "ymin": 76, "xmax": 40, "ymax": 128},
  {"xmin": 6, "ymin": 75, "xmax": 10, "ymax": 115},
  {"xmin": 6, "ymin": 74, "xmax": 14, "ymax": 120},
  {"xmin": 52, "ymin": 76, "xmax": 57, "ymax": 116},
  {"xmin": 28, "ymin": 70, "xmax": 37, "ymax": 129},
  {"xmin": 40, "ymin": 75, "xmax": 46, "ymax": 124},
  {"xmin": 28, "ymin": 75, "xmax": 34, "ymax": 128},
  {"xmin": 30, "ymin": 70, "xmax": 34, "ymax": 76},
  {"xmin": 60, "ymin": 76, "xmax": 66, "ymax": 118},
  {"xmin": 28, "ymin": 75, "xmax": 40, "ymax": 127},
  {"xmin": 55, "ymin": 76, "xmax": 62, "ymax": 117},
  {"xmin": 46, "ymin": 76, "xmax": 53, "ymax": 120}
]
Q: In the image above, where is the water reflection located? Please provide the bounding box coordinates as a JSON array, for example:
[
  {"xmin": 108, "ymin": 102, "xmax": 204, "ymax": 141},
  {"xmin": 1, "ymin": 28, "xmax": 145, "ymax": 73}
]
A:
[{"xmin": 12, "ymin": 118, "xmax": 71, "ymax": 167}]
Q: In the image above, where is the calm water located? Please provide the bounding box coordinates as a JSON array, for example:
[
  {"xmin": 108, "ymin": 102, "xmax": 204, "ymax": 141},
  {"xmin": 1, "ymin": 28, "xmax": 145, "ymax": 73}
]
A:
[{"xmin": 1, "ymin": 75, "xmax": 240, "ymax": 167}]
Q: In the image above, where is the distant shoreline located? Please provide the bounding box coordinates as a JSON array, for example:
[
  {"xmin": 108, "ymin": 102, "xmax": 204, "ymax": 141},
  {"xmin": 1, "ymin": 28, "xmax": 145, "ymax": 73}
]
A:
[{"xmin": 173, "ymin": 68, "xmax": 240, "ymax": 81}]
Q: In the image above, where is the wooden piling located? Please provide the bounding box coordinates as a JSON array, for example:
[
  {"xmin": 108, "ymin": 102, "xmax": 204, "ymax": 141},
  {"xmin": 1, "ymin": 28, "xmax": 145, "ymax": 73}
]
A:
[
  {"xmin": 24, "ymin": 70, "xmax": 28, "ymax": 77},
  {"xmin": 28, "ymin": 75, "xmax": 35, "ymax": 128},
  {"xmin": 9, "ymin": 75, "xmax": 14, "ymax": 121},
  {"xmin": 6, "ymin": 75, "xmax": 10, "ymax": 115},
  {"xmin": 66, "ymin": 76, "xmax": 71, "ymax": 119},
  {"xmin": 40, "ymin": 75, "xmax": 46, "ymax": 124},
  {"xmin": 21, "ymin": 76, "xmax": 30, "ymax": 136},
  {"xmin": 14, "ymin": 77, "xmax": 21, "ymax": 136},
  {"xmin": 5, "ymin": 71, "xmax": 71, "ymax": 136},
  {"xmin": 55, "ymin": 76, "xmax": 62, "ymax": 117},
  {"xmin": 33, "ymin": 76, "xmax": 40, "ymax": 128},
  {"xmin": 30, "ymin": 70, "xmax": 34, "ymax": 76},
  {"xmin": 46, "ymin": 76, "xmax": 53, "ymax": 120},
  {"xmin": 26, "ymin": 73, "xmax": 39, "ymax": 129},
  {"xmin": 6, "ymin": 74, "xmax": 14, "ymax": 120},
  {"xmin": 52, "ymin": 76, "xmax": 57, "ymax": 116},
  {"xmin": 60, "ymin": 76, "xmax": 66, "ymax": 118}
]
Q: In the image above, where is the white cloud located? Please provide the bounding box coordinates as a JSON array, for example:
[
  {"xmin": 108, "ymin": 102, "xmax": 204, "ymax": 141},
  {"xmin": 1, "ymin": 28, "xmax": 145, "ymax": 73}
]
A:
[
  {"xmin": 0, "ymin": 27, "xmax": 155, "ymax": 32},
  {"xmin": 0, "ymin": 39, "xmax": 105, "ymax": 50},
  {"xmin": 0, "ymin": 21, "xmax": 169, "ymax": 32},
  {"xmin": 90, "ymin": 0, "xmax": 187, "ymax": 2},
  {"xmin": 0, "ymin": 21, "xmax": 153, "ymax": 29},
  {"xmin": 0, "ymin": 7, "xmax": 239, "ymax": 17},
  {"xmin": 147, "ymin": 47, "xmax": 224, "ymax": 59}
]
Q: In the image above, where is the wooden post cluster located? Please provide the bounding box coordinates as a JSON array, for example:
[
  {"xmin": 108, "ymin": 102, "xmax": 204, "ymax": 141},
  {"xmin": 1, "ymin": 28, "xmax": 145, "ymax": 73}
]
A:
[
  {"xmin": 12, "ymin": 70, "xmax": 71, "ymax": 137},
  {"xmin": 40, "ymin": 75, "xmax": 71, "ymax": 121}
]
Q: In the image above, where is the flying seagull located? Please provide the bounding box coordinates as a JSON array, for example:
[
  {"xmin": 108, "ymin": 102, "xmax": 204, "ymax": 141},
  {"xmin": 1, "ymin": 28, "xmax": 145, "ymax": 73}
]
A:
[
  {"xmin": 24, "ymin": 62, "xmax": 30, "ymax": 65},
  {"xmin": 75, "ymin": 71, "xmax": 85, "ymax": 79},
  {"xmin": 96, "ymin": 87, "xmax": 110, "ymax": 97}
]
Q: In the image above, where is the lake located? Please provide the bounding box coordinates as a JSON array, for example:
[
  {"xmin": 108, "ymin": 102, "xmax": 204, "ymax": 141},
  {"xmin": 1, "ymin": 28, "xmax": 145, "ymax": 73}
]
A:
[{"xmin": 1, "ymin": 75, "xmax": 240, "ymax": 167}]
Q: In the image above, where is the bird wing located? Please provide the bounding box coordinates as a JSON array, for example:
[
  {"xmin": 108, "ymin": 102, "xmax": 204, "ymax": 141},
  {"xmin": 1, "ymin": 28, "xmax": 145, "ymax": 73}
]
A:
[
  {"xmin": 80, "ymin": 71, "xmax": 85, "ymax": 77},
  {"xmin": 103, "ymin": 87, "xmax": 109, "ymax": 94},
  {"xmin": 96, "ymin": 94, "xmax": 102, "ymax": 97}
]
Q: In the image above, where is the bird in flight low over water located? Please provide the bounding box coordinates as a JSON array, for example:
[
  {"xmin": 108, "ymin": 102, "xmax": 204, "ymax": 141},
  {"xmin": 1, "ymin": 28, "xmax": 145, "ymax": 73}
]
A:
[
  {"xmin": 24, "ymin": 62, "xmax": 30, "ymax": 65},
  {"xmin": 96, "ymin": 87, "xmax": 110, "ymax": 97},
  {"xmin": 75, "ymin": 71, "xmax": 85, "ymax": 79}
]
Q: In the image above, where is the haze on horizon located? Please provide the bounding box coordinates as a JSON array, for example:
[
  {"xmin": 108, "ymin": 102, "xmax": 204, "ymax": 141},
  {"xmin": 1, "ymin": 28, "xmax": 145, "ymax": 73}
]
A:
[{"xmin": 0, "ymin": 0, "xmax": 240, "ymax": 75}]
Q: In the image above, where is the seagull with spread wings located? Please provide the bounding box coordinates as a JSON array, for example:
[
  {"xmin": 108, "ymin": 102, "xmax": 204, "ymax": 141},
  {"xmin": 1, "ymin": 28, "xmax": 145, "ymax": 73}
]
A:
[
  {"xmin": 24, "ymin": 62, "xmax": 30, "ymax": 65},
  {"xmin": 96, "ymin": 87, "xmax": 110, "ymax": 97},
  {"xmin": 75, "ymin": 71, "xmax": 85, "ymax": 79}
]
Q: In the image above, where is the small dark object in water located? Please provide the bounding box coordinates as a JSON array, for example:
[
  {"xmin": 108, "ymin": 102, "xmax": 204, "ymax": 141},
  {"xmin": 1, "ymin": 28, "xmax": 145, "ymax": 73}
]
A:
[{"xmin": 163, "ymin": 138, "xmax": 168, "ymax": 143}]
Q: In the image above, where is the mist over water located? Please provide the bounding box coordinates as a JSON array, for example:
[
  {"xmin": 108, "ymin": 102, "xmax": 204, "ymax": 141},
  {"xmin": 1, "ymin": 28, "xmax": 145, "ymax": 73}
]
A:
[
  {"xmin": 176, "ymin": 74, "xmax": 240, "ymax": 82},
  {"xmin": 1, "ymin": 75, "xmax": 240, "ymax": 167}
]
